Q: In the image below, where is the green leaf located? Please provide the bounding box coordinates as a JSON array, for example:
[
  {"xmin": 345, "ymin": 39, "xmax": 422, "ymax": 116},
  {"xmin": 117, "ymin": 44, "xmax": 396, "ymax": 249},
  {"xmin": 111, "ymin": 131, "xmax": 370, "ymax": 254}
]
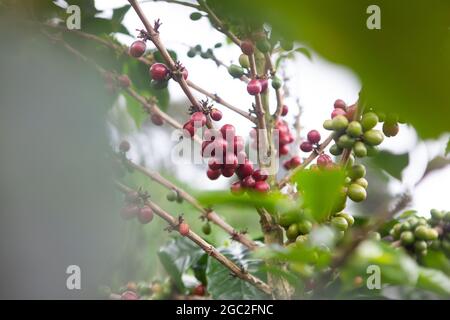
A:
[
  {"xmin": 422, "ymin": 250, "xmax": 450, "ymax": 277},
  {"xmin": 446, "ymin": 138, "xmax": 450, "ymax": 156},
  {"xmin": 295, "ymin": 47, "xmax": 312, "ymax": 61},
  {"xmin": 293, "ymin": 168, "xmax": 346, "ymax": 221},
  {"xmin": 112, "ymin": 4, "xmax": 131, "ymax": 24},
  {"xmin": 206, "ymin": 243, "xmax": 269, "ymax": 299},
  {"xmin": 417, "ymin": 267, "xmax": 450, "ymax": 297},
  {"xmin": 124, "ymin": 92, "xmax": 147, "ymax": 128},
  {"xmin": 370, "ymin": 150, "xmax": 409, "ymax": 180},
  {"xmin": 158, "ymin": 237, "xmax": 204, "ymax": 292}
]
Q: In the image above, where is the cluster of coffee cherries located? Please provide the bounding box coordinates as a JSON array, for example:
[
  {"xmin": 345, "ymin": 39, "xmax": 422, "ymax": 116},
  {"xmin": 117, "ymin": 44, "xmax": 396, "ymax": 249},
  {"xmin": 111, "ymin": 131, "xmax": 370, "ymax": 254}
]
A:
[
  {"xmin": 298, "ymin": 129, "xmax": 334, "ymax": 169},
  {"xmin": 107, "ymin": 278, "xmax": 173, "ymax": 300},
  {"xmin": 120, "ymin": 189, "xmax": 154, "ymax": 224},
  {"xmin": 272, "ymin": 119, "xmax": 301, "ymax": 170},
  {"xmin": 278, "ymin": 211, "xmax": 313, "ymax": 244},
  {"xmin": 387, "ymin": 209, "xmax": 449, "ymax": 257},
  {"xmin": 182, "ymin": 107, "xmax": 222, "ymax": 138},
  {"xmin": 329, "ymin": 212, "xmax": 355, "ymax": 239}
]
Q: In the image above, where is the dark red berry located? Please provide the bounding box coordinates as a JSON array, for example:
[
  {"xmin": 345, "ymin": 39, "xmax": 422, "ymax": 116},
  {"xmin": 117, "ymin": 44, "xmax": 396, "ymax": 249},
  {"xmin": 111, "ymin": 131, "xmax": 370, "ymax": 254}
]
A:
[
  {"xmin": 138, "ymin": 206, "xmax": 154, "ymax": 224},
  {"xmin": 279, "ymin": 144, "xmax": 289, "ymax": 155},
  {"xmin": 281, "ymin": 105, "xmax": 288, "ymax": 116},
  {"xmin": 242, "ymin": 175, "xmax": 256, "ymax": 188},
  {"xmin": 252, "ymin": 169, "xmax": 268, "ymax": 181},
  {"xmin": 201, "ymin": 141, "xmax": 212, "ymax": 157},
  {"xmin": 118, "ymin": 74, "xmax": 131, "ymax": 88},
  {"xmin": 193, "ymin": 284, "xmax": 205, "ymax": 296},
  {"xmin": 331, "ymin": 108, "xmax": 347, "ymax": 119},
  {"xmin": 191, "ymin": 112, "xmax": 207, "ymax": 127},
  {"xmin": 221, "ymin": 166, "xmax": 235, "ymax": 177},
  {"xmin": 233, "ymin": 136, "xmax": 244, "ymax": 154},
  {"xmin": 150, "ymin": 63, "xmax": 169, "ymax": 81},
  {"xmin": 230, "ymin": 181, "xmax": 244, "ymax": 195},
  {"xmin": 247, "ymin": 79, "xmax": 262, "ymax": 95},
  {"xmin": 121, "ymin": 290, "xmax": 139, "ymax": 300},
  {"xmin": 254, "ymin": 181, "xmax": 270, "ymax": 193},
  {"xmin": 300, "ymin": 141, "xmax": 313, "ymax": 152},
  {"xmin": 307, "ymin": 130, "xmax": 321, "ymax": 144},
  {"xmin": 208, "ymin": 157, "xmax": 222, "ymax": 170},
  {"xmin": 290, "ymin": 156, "xmax": 302, "ymax": 168},
  {"xmin": 210, "ymin": 108, "xmax": 222, "ymax": 121},
  {"xmin": 317, "ymin": 154, "xmax": 332, "ymax": 168},
  {"xmin": 236, "ymin": 160, "xmax": 254, "ymax": 178},
  {"xmin": 119, "ymin": 140, "xmax": 130, "ymax": 153},
  {"xmin": 212, "ymin": 138, "xmax": 228, "ymax": 154},
  {"xmin": 236, "ymin": 151, "xmax": 247, "ymax": 164},
  {"xmin": 240, "ymin": 40, "xmax": 254, "ymax": 55},
  {"xmin": 346, "ymin": 105, "xmax": 357, "ymax": 121},
  {"xmin": 283, "ymin": 160, "xmax": 292, "ymax": 170},
  {"xmin": 129, "ymin": 40, "xmax": 146, "ymax": 58},
  {"xmin": 220, "ymin": 124, "xmax": 236, "ymax": 139},
  {"xmin": 183, "ymin": 121, "xmax": 195, "ymax": 137},
  {"xmin": 121, "ymin": 205, "xmax": 139, "ymax": 220},
  {"xmin": 207, "ymin": 168, "xmax": 221, "ymax": 180},
  {"xmin": 151, "ymin": 113, "xmax": 164, "ymax": 126},
  {"xmin": 179, "ymin": 222, "xmax": 190, "ymax": 236},
  {"xmin": 260, "ymin": 78, "xmax": 268, "ymax": 92},
  {"xmin": 224, "ymin": 153, "xmax": 238, "ymax": 169},
  {"xmin": 333, "ymin": 99, "xmax": 346, "ymax": 110}
]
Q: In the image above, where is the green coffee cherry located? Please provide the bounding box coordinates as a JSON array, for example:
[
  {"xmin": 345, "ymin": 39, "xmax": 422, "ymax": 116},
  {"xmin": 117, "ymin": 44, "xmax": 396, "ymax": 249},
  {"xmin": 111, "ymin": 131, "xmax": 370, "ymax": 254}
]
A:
[
  {"xmin": 365, "ymin": 145, "xmax": 379, "ymax": 157},
  {"xmin": 353, "ymin": 141, "xmax": 367, "ymax": 158},
  {"xmin": 347, "ymin": 183, "xmax": 367, "ymax": 202},
  {"xmin": 400, "ymin": 231, "xmax": 415, "ymax": 245},
  {"xmin": 369, "ymin": 231, "xmax": 381, "ymax": 241},
  {"xmin": 202, "ymin": 223, "xmax": 211, "ymax": 235},
  {"xmin": 329, "ymin": 144, "xmax": 343, "ymax": 156},
  {"xmin": 430, "ymin": 209, "xmax": 444, "ymax": 220},
  {"xmin": 346, "ymin": 121, "xmax": 363, "ymax": 137},
  {"xmin": 348, "ymin": 164, "xmax": 366, "ymax": 180},
  {"xmin": 400, "ymin": 222, "xmax": 411, "ymax": 232},
  {"xmin": 332, "ymin": 216, "xmax": 348, "ymax": 231},
  {"xmin": 407, "ymin": 217, "xmax": 419, "ymax": 229},
  {"xmin": 190, "ymin": 12, "xmax": 202, "ymax": 21},
  {"xmin": 363, "ymin": 130, "xmax": 384, "ymax": 146},
  {"xmin": 354, "ymin": 177, "xmax": 368, "ymax": 189},
  {"xmin": 166, "ymin": 190, "xmax": 178, "ymax": 202},
  {"xmin": 414, "ymin": 240, "xmax": 427, "ymax": 252},
  {"xmin": 391, "ymin": 223, "xmax": 402, "ymax": 239},
  {"xmin": 297, "ymin": 220, "xmax": 313, "ymax": 235},
  {"xmin": 279, "ymin": 211, "xmax": 301, "ymax": 228},
  {"xmin": 332, "ymin": 115, "xmax": 349, "ymax": 131},
  {"xmin": 337, "ymin": 212, "xmax": 354, "ymax": 226},
  {"xmin": 286, "ymin": 223, "xmax": 299, "ymax": 240},
  {"xmin": 296, "ymin": 235, "xmax": 308, "ymax": 245},
  {"xmin": 228, "ymin": 64, "xmax": 245, "ymax": 78},
  {"xmin": 361, "ymin": 112, "xmax": 378, "ymax": 131},
  {"xmin": 323, "ymin": 119, "xmax": 334, "ymax": 130},
  {"xmin": 425, "ymin": 228, "xmax": 438, "ymax": 241},
  {"xmin": 442, "ymin": 240, "xmax": 450, "ymax": 253},
  {"xmin": 238, "ymin": 54, "xmax": 250, "ymax": 68},
  {"xmin": 187, "ymin": 48, "xmax": 197, "ymax": 58},
  {"xmin": 414, "ymin": 226, "xmax": 429, "ymax": 240},
  {"xmin": 417, "ymin": 218, "xmax": 428, "ymax": 225},
  {"xmin": 337, "ymin": 134, "xmax": 356, "ymax": 149},
  {"xmin": 271, "ymin": 76, "xmax": 282, "ymax": 89},
  {"xmin": 256, "ymin": 39, "xmax": 271, "ymax": 53}
]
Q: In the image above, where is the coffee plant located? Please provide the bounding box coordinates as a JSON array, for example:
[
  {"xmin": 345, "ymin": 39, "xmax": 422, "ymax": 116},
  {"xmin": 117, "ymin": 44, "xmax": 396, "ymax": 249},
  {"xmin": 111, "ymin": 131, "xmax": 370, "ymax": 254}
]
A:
[{"xmin": 1, "ymin": 0, "xmax": 450, "ymax": 300}]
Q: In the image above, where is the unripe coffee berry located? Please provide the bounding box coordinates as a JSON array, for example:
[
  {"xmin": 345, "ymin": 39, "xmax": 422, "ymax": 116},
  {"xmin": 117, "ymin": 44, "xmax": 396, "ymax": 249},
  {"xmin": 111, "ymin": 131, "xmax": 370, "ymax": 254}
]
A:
[
  {"xmin": 348, "ymin": 164, "xmax": 366, "ymax": 180},
  {"xmin": 256, "ymin": 39, "xmax": 271, "ymax": 53},
  {"xmin": 228, "ymin": 64, "xmax": 245, "ymax": 78},
  {"xmin": 329, "ymin": 144, "xmax": 343, "ymax": 156},
  {"xmin": 272, "ymin": 77, "xmax": 282, "ymax": 90},
  {"xmin": 361, "ymin": 112, "xmax": 378, "ymax": 131},
  {"xmin": 346, "ymin": 121, "xmax": 363, "ymax": 137},
  {"xmin": 347, "ymin": 183, "xmax": 367, "ymax": 202},
  {"xmin": 239, "ymin": 54, "xmax": 250, "ymax": 68},
  {"xmin": 353, "ymin": 141, "xmax": 367, "ymax": 158},
  {"xmin": 400, "ymin": 231, "xmax": 415, "ymax": 245},
  {"xmin": 382, "ymin": 122, "xmax": 399, "ymax": 137},
  {"xmin": 179, "ymin": 222, "xmax": 190, "ymax": 236},
  {"xmin": 363, "ymin": 130, "xmax": 384, "ymax": 146},
  {"xmin": 332, "ymin": 115, "xmax": 349, "ymax": 131},
  {"xmin": 332, "ymin": 216, "xmax": 348, "ymax": 231},
  {"xmin": 129, "ymin": 40, "xmax": 146, "ymax": 58},
  {"xmin": 354, "ymin": 177, "xmax": 368, "ymax": 189},
  {"xmin": 337, "ymin": 134, "xmax": 356, "ymax": 149},
  {"xmin": 202, "ymin": 223, "xmax": 211, "ymax": 235}
]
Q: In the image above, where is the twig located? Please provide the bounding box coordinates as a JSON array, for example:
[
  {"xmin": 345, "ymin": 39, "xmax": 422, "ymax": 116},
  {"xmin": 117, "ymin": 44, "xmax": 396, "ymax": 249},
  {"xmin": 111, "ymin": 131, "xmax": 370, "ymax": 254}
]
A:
[
  {"xmin": 263, "ymin": 53, "xmax": 284, "ymax": 119},
  {"xmin": 123, "ymin": 157, "xmax": 258, "ymax": 250},
  {"xmin": 115, "ymin": 181, "xmax": 271, "ymax": 294}
]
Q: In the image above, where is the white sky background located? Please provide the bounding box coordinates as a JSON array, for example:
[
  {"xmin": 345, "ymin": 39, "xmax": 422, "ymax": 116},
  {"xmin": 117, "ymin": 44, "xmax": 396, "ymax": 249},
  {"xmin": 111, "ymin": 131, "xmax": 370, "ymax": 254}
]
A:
[{"xmin": 97, "ymin": 0, "xmax": 450, "ymax": 214}]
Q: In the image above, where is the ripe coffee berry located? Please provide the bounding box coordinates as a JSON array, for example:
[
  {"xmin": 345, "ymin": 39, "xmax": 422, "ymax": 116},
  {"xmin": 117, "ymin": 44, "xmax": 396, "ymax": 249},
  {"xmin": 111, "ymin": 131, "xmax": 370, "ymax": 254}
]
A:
[
  {"xmin": 252, "ymin": 169, "xmax": 268, "ymax": 181},
  {"xmin": 240, "ymin": 40, "xmax": 254, "ymax": 55},
  {"xmin": 207, "ymin": 168, "xmax": 221, "ymax": 180},
  {"xmin": 190, "ymin": 112, "xmax": 207, "ymax": 127},
  {"xmin": 247, "ymin": 79, "xmax": 262, "ymax": 95},
  {"xmin": 210, "ymin": 108, "xmax": 222, "ymax": 121},
  {"xmin": 224, "ymin": 153, "xmax": 238, "ymax": 169},
  {"xmin": 236, "ymin": 160, "xmax": 254, "ymax": 178},
  {"xmin": 317, "ymin": 154, "xmax": 332, "ymax": 168},
  {"xmin": 221, "ymin": 166, "xmax": 235, "ymax": 177},
  {"xmin": 125, "ymin": 191, "xmax": 139, "ymax": 203},
  {"xmin": 300, "ymin": 141, "xmax": 313, "ymax": 152},
  {"xmin": 289, "ymin": 156, "xmax": 302, "ymax": 168},
  {"xmin": 119, "ymin": 140, "xmax": 130, "ymax": 153},
  {"xmin": 307, "ymin": 130, "xmax": 321, "ymax": 144},
  {"xmin": 254, "ymin": 181, "xmax": 270, "ymax": 193},
  {"xmin": 151, "ymin": 113, "xmax": 164, "ymax": 126},
  {"xmin": 333, "ymin": 99, "xmax": 347, "ymax": 110},
  {"xmin": 193, "ymin": 284, "xmax": 206, "ymax": 296},
  {"xmin": 117, "ymin": 74, "xmax": 131, "ymax": 88},
  {"xmin": 259, "ymin": 78, "xmax": 268, "ymax": 92},
  {"xmin": 179, "ymin": 222, "xmax": 190, "ymax": 236},
  {"xmin": 150, "ymin": 63, "xmax": 169, "ymax": 81},
  {"xmin": 208, "ymin": 157, "xmax": 222, "ymax": 170},
  {"xmin": 242, "ymin": 175, "xmax": 256, "ymax": 188},
  {"xmin": 183, "ymin": 121, "xmax": 196, "ymax": 137},
  {"xmin": 181, "ymin": 68, "xmax": 189, "ymax": 80},
  {"xmin": 129, "ymin": 40, "xmax": 146, "ymax": 58},
  {"xmin": 121, "ymin": 205, "xmax": 139, "ymax": 220},
  {"xmin": 281, "ymin": 105, "xmax": 289, "ymax": 116},
  {"xmin": 279, "ymin": 144, "xmax": 289, "ymax": 155},
  {"xmin": 138, "ymin": 206, "xmax": 154, "ymax": 224},
  {"xmin": 220, "ymin": 124, "xmax": 236, "ymax": 139},
  {"xmin": 233, "ymin": 136, "xmax": 244, "ymax": 154},
  {"xmin": 331, "ymin": 108, "xmax": 346, "ymax": 119}
]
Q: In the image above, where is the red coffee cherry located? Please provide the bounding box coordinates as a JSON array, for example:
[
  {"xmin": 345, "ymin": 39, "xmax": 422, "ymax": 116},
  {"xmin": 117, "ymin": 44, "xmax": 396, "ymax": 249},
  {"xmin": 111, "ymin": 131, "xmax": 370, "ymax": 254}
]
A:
[
  {"xmin": 240, "ymin": 40, "xmax": 254, "ymax": 55},
  {"xmin": 193, "ymin": 284, "xmax": 206, "ymax": 296},
  {"xmin": 317, "ymin": 154, "xmax": 332, "ymax": 168},
  {"xmin": 190, "ymin": 112, "xmax": 207, "ymax": 127},
  {"xmin": 300, "ymin": 141, "xmax": 313, "ymax": 152},
  {"xmin": 220, "ymin": 124, "xmax": 236, "ymax": 139},
  {"xmin": 181, "ymin": 67, "xmax": 188, "ymax": 80},
  {"xmin": 290, "ymin": 156, "xmax": 302, "ymax": 168},
  {"xmin": 242, "ymin": 175, "xmax": 256, "ymax": 188},
  {"xmin": 254, "ymin": 181, "xmax": 270, "ymax": 193},
  {"xmin": 307, "ymin": 130, "xmax": 321, "ymax": 144},
  {"xmin": 382, "ymin": 122, "xmax": 399, "ymax": 137},
  {"xmin": 346, "ymin": 104, "xmax": 357, "ymax": 121},
  {"xmin": 207, "ymin": 168, "xmax": 221, "ymax": 180},
  {"xmin": 281, "ymin": 105, "xmax": 289, "ymax": 116},
  {"xmin": 252, "ymin": 169, "xmax": 268, "ymax": 181},
  {"xmin": 150, "ymin": 63, "xmax": 169, "ymax": 81},
  {"xmin": 117, "ymin": 74, "xmax": 131, "ymax": 88},
  {"xmin": 331, "ymin": 108, "xmax": 347, "ymax": 119},
  {"xmin": 233, "ymin": 136, "xmax": 244, "ymax": 154},
  {"xmin": 236, "ymin": 160, "xmax": 254, "ymax": 179},
  {"xmin": 333, "ymin": 99, "xmax": 346, "ymax": 110},
  {"xmin": 129, "ymin": 40, "xmax": 146, "ymax": 58},
  {"xmin": 208, "ymin": 157, "xmax": 222, "ymax": 170},
  {"xmin": 151, "ymin": 113, "xmax": 164, "ymax": 126},
  {"xmin": 221, "ymin": 166, "xmax": 235, "ymax": 178},
  {"xmin": 119, "ymin": 140, "xmax": 130, "ymax": 153},
  {"xmin": 183, "ymin": 121, "xmax": 196, "ymax": 137},
  {"xmin": 259, "ymin": 78, "xmax": 268, "ymax": 92},
  {"xmin": 125, "ymin": 191, "xmax": 139, "ymax": 204},
  {"xmin": 138, "ymin": 206, "xmax": 154, "ymax": 224},
  {"xmin": 179, "ymin": 222, "xmax": 190, "ymax": 236},
  {"xmin": 283, "ymin": 159, "xmax": 292, "ymax": 170},
  {"xmin": 224, "ymin": 153, "xmax": 238, "ymax": 169},
  {"xmin": 279, "ymin": 144, "xmax": 289, "ymax": 155},
  {"xmin": 247, "ymin": 79, "xmax": 262, "ymax": 95},
  {"xmin": 210, "ymin": 108, "xmax": 222, "ymax": 121},
  {"xmin": 121, "ymin": 205, "xmax": 139, "ymax": 220}
]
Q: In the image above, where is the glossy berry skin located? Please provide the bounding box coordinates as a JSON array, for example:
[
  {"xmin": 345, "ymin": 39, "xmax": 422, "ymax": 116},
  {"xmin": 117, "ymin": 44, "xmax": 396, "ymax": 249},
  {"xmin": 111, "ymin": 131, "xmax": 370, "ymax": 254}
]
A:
[
  {"xmin": 334, "ymin": 99, "xmax": 346, "ymax": 109},
  {"xmin": 202, "ymin": 223, "xmax": 211, "ymax": 235},
  {"xmin": 239, "ymin": 54, "xmax": 250, "ymax": 68},
  {"xmin": 361, "ymin": 112, "xmax": 379, "ymax": 131},
  {"xmin": 150, "ymin": 63, "xmax": 169, "ymax": 81},
  {"xmin": 281, "ymin": 105, "xmax": 288, "ymax": 116},
  {"xmin": 117, "ymin": 75, "xmax": 131, "ymax": 88},
  {"xmin": 121, "ymin": 205, "xmax": 139, "ymax": 220},
  {"xmin": 193, "ymin": 284, "xmax": 205, "ymax": 296},
  {"xmin": 236, "ymin": 161, "xmax": 254, "ymax": 179},
  {"xmin": 179, "ymin": 222, "xmax": 190, "ymax": 236},
  {"xmin": 347, "ymin": 183, "xmax": 367, "ymax": 202},
  {"xmin": 121, "ymin": 290, "xmax": 139, "ymax": 300},
  {"xmin": 300, "ymin": 141, "xmax": 313, "ymax": 152},
  {"xmin": 210, "ymin": 108, "xmax": 222, "ymax": 121},
  {"xmin": 151, "ymin": 113, "xmax": 164, "ymax": 126},
  {"xmin": 207, "ymin": 168, "xmax": 221, "ymax": 180},
  {"xmin": 129, "ymin": 40, "xmax": 146, "ymax": 58},
  {"xmin": 346, "ymin": 105, "xmax": 357, "ymax": 121},
  {"xmin": 242, "ymin": 175, "xmax": 256, "ymax": 188},
  {"xmin": 283, "ymin": 160, "xmax": 292, "ymax": 170},
  {"xmin": 307, "ymin": 130, "xmax": 321, "ymax": 144},
  {"xmin": 208, "ymin": 157, "xmax": 222, "ymax": 171},
  {"xmin": 254, "ymin": 181, "xmax": 270, "ymax": 193},
  {"xmin": 290, "ymin": 156, "xmax": 302, "ymax": 168},
  {"xmin": 247, "ymin": 79, "xmax": 262, "ymax": 95},
  {"xmin": 331, "ymin": 108, "xmax": 347, "ymax": 119},
  {"xmin": 183, "ymin": 121, "xmax": 195, "ymax": 137},
  {"xmin": 363, "ymin": 130, "xmax": 384, "ymax": 146},
  {"xmin": 190, "ymin": 112, "xmax": 207, "ymax": 127},
  {"xmin": 228, "ymin": 64, "xmax": 245, "ymax": 78},
  {"xmin": 119, "ymin": 140, "xmax": 130, "ymax": 153},
  {"xmin": 240, "ymin": 40, "xmax": 254, "ymax": 55},
  {"xmin": 272, "ymin": 77, "xmax": 282, "ymax": 90},
  {"xmin": 138, "ymin": 206, "xmax": 154, "ymax": 224},
  {"xmin": 252, "ymin": 169, "xmax": 268, "ymax": 181},
  {"xmin": 220, "ymin": 124, "xmax": 236, "ymax": 139},
  {"xmin": 221, "ymin": 166, "xmax": 235, "ymax": 177}
]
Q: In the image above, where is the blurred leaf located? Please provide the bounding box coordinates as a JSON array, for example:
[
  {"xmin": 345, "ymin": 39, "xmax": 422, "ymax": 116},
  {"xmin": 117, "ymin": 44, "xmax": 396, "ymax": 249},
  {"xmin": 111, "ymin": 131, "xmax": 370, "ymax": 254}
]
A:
[
  {"xmin": 422, "ymin": 250, "xmax": 450, "ymax": 277},
  {"xmin": 446, "ymin": 138, "xmax": 450, "ymax": 156},
  {"xmin": 192, "ymin": 254, "xmax": 208, "ymax": 285},
  {"xmin": 417, "ymin": 267, "xmax": 450, "ymax": 297},
  {"xmin": 158, "ymin": 237, "xmax": 204, "ymax": 292},
  {"xmin": 422, "ymin": 156, "xmax": 450, "ymax": 177},
  {"xmin": 206, "ymin": 243, "xmax": 269, "ymax": 299},
  {"xmin": 112, "ymin": 4, "xmax": 131, "ymax": 24},
  {"xmin": 370, "ymin": 150, "xmax": 409, "ymax": 180},
  {"xmin": 398, "ymin": 210, "xmax": 418, "ymax": 219},
  {"xmin": 124, "ymin": 93, "xmax": 147, "ymax": 128},
  {"xmin": 295, "ymin": 47, "xmax": 312, "ymax": 61},
  {"xmin": 293, "ymin": 168, "xmax": 346, "ymax": 221}
]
